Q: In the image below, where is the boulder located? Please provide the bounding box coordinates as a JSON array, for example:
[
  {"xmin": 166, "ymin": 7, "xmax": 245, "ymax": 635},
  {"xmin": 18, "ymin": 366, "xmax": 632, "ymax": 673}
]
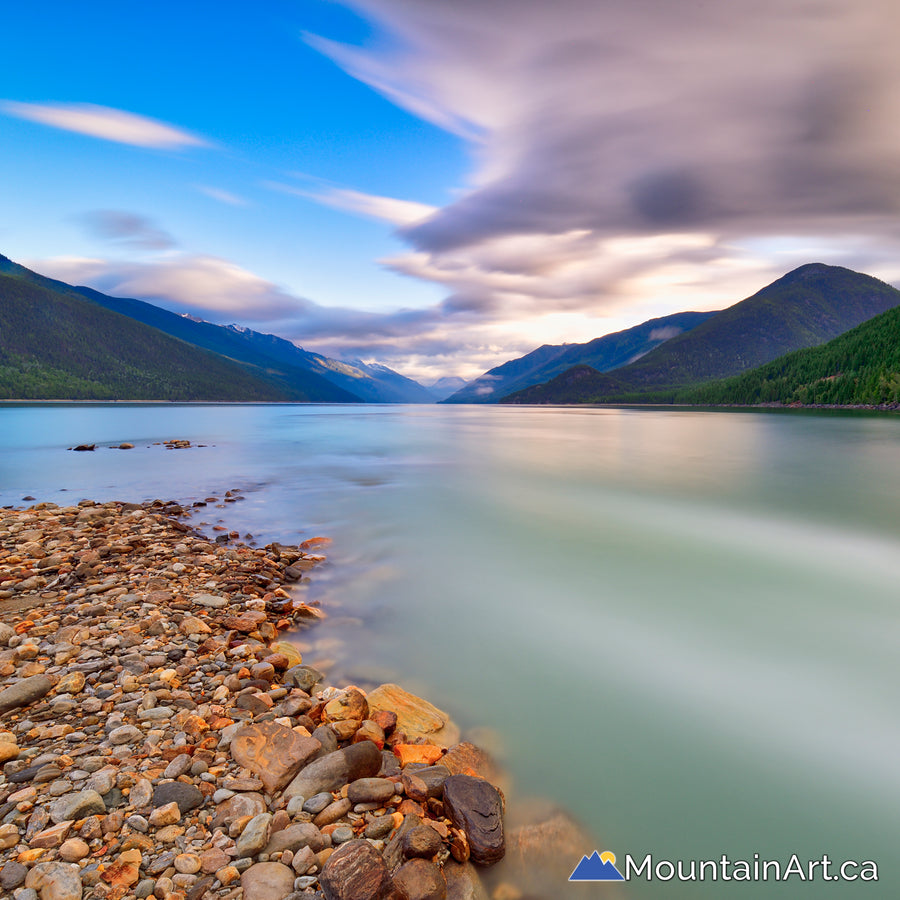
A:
[
  {"xmin": 367, "ymin": 684, "xmax": 460, "ymax": 748},
  {"xmin": 320, "ymin": 839, "xmax": 392, "ymax": 900},
  {"xmin": 442, "ymin": 776, "xmax": 504, "ymax": 867},
  {"xmin": 284, "ymin": 741, "xmax": 382, "ymax": 799},
  {"xmin": 230, "ymin": 721, "xmax": 321, "ymax": 793}
]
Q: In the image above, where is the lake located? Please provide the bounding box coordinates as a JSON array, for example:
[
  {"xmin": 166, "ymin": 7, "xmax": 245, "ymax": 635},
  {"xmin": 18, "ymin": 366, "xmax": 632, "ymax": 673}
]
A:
[{"xmin": 2, "ymin": 403, "xmax": 898, "ymax": 898}]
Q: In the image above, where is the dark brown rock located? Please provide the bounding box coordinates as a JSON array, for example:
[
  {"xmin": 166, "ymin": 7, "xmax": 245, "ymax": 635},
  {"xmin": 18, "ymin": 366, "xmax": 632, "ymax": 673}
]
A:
[
  {"xmin": 320, "ymin": 839, "xmax": 392, "ymax": 900},
  {"xmin": 401, "ymin": 765, "xmax": 449, "ymax": 802},
  {"xmin": 402, "ymin": 825, "xmax": 442, "ymax": 860},
  {"xmin": 392, "ymin": 859, "xmax": 447, "ymax": 900},
  {"xmin": 151, "ymin": 781, "xmax": 204, "ymax": 814},
  {"xmin": 442, "ymin": 775, "xmax": 504, "ymax": 867}
]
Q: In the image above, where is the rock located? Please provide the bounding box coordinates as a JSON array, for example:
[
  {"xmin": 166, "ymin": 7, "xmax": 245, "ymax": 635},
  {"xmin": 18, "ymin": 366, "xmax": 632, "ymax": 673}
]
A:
[
  {"xmin": 440, "ymin": 744, "xmax": 500, "ymax": 785},
  {"xmin": 367, "ymin": 684, "xmax": 460, "ymax": 748},
  {"xmin": 236, "ymin": 813, "xmax": 272, "ymax": 857},
  {"xmin": 58, "ymin": 839, "xmax": 90, "ymax": 862},
  {"xmin": 230, "ymin": 721, "xmax": 321, "ymax": 793},
  {"xmin": 29, "ymin": 822, "xmax": 73, "ymax": 849},
  {"xmin": 1, "ymin": 861, "xmax": 28, "ymax": 890},
  {"xmin": 392, "ymin": 859, "xmax": 447, "ymax": 900},
  {"xmin": 284, "ymin": 741, "xmax": 382, "ymax": 799},
  {"xmin": 151, "ymin": 781, "xmax": 204, "ymax": 814},
  {"xmin": 284, "ymin": 665, "xmax": 324, "ymax": 692},
  {"xmin": 240, "ymin": 861, "xmax": 295, "ymax": 900},
  {"xmin": 402, "ymin": 825, "xmax": 442, "ymax": 860},
  {"xmin": 302, "ymin": 792, "xmax": 333, "ymax": 815},
  {"xmin": 148, "ymin": 801, "xmax": 181, "ymax": 828},
  {"xmin": 347, "ymin": 777, "xmax": 395, "ymax": 805},
  {"xmin": 401, "ymin": 766, "xmax": 449, "ymax": 802},
  {"xmin": 49, "ymin": 790, "xmax": 106, "ymax": 825},
  {"xmin": 442, "ymin": 776, "xmax": 504, "ymax": 867},
  {"xmin": 365, "ymin": 816, "xmax": 396, "ymax": 840},
  {"xmin": 211, "ymin": 792, "xmax": 266, "ymax": 828},
  {"xmin": 199, "ymin": 848, "xmax": 230, "ymax": 874},
  {"xmin": 0, "ymin": 741, "xmax": 20, "ymax": 763},
  {"xmin": 443, "ymin": 862, "xmax": 489, "ymax": 900},
  {"xmin": 174, "ymin": 853, "xmax": 202, "ymax": 875},
  {"xmin": 55, "ymin": 672, "xmax": 85, "ymax": 695},
  {"xmin": 128, "ymin": 778, "xmax": 153, "ymax": 808},
  {"xmin": 323, "ymin": 688, "xmax": 369, "ymax": 723},
  {"xmin": 291, "ymin": 845, "xmax": 317, "ymax": 876},
  {"xmin": 262, "ymin": 822, "xmax": 324, "ymax": 856},
  {"xmin": 101, "ymin": 849, "xmax": 141, "ymax": 888},
  {"xmin": 108, "ymin": 724, "xmax": 144, "ymax": 746},
  {"xmin": 24, "ymin": 862, "xmax": 83, "ymax": 900},
  {"xmin": 320, "ymin": 839, "xmax": 392, "ymax": 900},
  {"xmin": 0, "ymin": 675, "xmax": 53, "ymax": 715},
  {"xmin": 162, "ymin": 754, "xmax": 193, "ymax": 780},
  {"xmin": 393, "ymin": 744, "xmax": 444, "ymax": 767},
  {"xmin": 314, "ymin": 797, "xmax": 351, "ymax": 827}
]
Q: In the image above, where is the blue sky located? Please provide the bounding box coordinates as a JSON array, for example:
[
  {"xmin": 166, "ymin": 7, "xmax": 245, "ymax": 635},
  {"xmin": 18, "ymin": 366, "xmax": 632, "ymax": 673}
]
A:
[{"xmin": 3, "ymin": 0, "xmax": 900, "ymax": 379}]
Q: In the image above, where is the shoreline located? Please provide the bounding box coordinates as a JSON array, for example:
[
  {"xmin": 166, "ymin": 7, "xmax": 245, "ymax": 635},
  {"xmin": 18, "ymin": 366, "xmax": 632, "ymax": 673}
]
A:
[{"xmin": 0, "ymin": 497, "xmax": 594, "ymax": 900}]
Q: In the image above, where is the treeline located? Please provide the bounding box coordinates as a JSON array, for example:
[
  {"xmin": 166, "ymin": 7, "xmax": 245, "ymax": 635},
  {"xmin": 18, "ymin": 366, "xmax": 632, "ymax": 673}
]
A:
[{"xmin": 678, "ymin": 304, "xmax": 900, "ymax": 406}]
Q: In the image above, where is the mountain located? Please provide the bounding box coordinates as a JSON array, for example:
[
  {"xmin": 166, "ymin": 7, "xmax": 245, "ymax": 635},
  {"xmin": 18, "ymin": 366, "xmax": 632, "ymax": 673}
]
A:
[
  {"xmin": 0, "ymin": 254, "xmax": 431, "ymax": 402},
  {"xmin": 679, "ymin": 302, "xmax": 900, "ymax": 406},
  {"xmin": 503, "ymin": 264, "xmax": 900, "ymax": 404},
  {"xmin": 0, "ymin": 272, "xmax": 306, "ymax": 401},
  {"xmin": 424, "ymin": 376, "xmax": 469, "ymax": 401},
  {"xmin": 443, "ymin": 310, "xmax": 717, "ymax": 403}
]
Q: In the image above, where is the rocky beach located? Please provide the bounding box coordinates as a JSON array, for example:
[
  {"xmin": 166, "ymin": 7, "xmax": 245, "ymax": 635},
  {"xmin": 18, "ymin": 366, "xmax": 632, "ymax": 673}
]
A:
[{"xmin": 0, "ymin": 493, "xmax": 599, "ymax": 900}]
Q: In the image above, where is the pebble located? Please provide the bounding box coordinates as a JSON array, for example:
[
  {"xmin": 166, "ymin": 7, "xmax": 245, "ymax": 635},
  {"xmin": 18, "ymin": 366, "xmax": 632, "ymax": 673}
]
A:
[{"xmin": 0, "ymin": 500, "xmax": 512, "ymax": 900}]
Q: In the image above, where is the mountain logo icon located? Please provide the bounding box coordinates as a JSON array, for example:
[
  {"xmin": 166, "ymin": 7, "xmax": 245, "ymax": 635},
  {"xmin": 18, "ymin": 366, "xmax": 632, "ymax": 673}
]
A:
[{"xmin": 569, "ymin": 850, "xmax": 626, "ymax": 881}]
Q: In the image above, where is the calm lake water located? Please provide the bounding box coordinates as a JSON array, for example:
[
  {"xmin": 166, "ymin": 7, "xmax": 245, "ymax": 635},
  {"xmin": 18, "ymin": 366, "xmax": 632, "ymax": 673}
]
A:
[{"xmin": 2, "ymin": 403, "xmax": 898, "ymax": 898}]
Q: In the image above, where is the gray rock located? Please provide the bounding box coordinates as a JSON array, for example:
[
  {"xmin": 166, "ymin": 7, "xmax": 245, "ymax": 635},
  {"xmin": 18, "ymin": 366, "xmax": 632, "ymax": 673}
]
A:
[
  {"xmin": 284, "ymin": 665, "xmax": 323, "ymax": 693},
  {"xmin": 1, "ymin": 861, "xmax": 28, "ymax": 889},
  {"xmin": 241, "ymin": 862, "xmax": 295, "ymax": 900},
  {"xmin": 291, "ymin": 845, "xmax": 317, "ymax": 876},
  {"xmin": 319, "ymin": 840, "xmax": 391, "ymax": 900},
  {"xmin": 284, "ymin": 742, "xmax": 382, "ymax": 799},
  {"xmin": 151, "ymin": 782, "xmax": 204, "ymax": 814},
  {"xmin": 49, "ymin": 790, "xmax": 106, "ymax": 825},
  {"xmin": 332, "ymin": 826, "xmax": 355, "ymax": 844},
  {"xmin": 135, "ymin": 878, "xmax": 156, "ymax": 899},
  {"xmin": 236, "ymin": 813, "xmax": 272, "ymax": 857},
  {"xmin": 263, "ymin": 822, "xmax": 325, "ymax": 855},
  {"xmin": 163, "ymin": 754, "xmax": 193, "ymax": 779},
  {"xmin": 0, "ymin": 676, "xmax": 53, "ymax": 715},
  {"xmin": 311, "ymin": 725, "xmax": 339, "ymax": 758},
  {"xmin": 108, "ymin": 725, "xmax": 143, "ymax": 746},
  {"xmin": 347, "ymin": 778, "xmax": 395, "ymax": 805},
  {"xmin": 24, "ymin": 861, "xmax": 83, "ymax": 900},
  {"xmin": 400, "ymin": 766, "xmax": 449, "ymax": 802},
  {"xmin": 302, "ymin": 792, "xmax": 333, "ymax": 815},
  {"xmin": 443, "ymin": 861, "xmax": 489, "ymax": 900}
]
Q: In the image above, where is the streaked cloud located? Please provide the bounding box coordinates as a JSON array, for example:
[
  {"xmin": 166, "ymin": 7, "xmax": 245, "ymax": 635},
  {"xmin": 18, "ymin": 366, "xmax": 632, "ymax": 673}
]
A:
[
  {"xmin": 300, "ymin": 0, "xmax": 900, "ymax": 364},
  {"xmin": 195, "ymin": 185, "xmax": 248, "ymax": 207},
  {"xmin": 264, "ymin": 180, "xmax": 436, "ymax": 225},
  {"xmin": 1, "ymin": 101, "xmax": 209, "ymax": 149},
  {"xmin": 79, "ymin": 210, "xmax": 177, "ymax": 251}
]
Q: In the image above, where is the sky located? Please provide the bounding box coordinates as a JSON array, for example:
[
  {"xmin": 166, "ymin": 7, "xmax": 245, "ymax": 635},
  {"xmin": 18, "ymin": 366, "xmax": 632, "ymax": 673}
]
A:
[{"xmin": 3, "ymin": 0, "xmax": 900, "ymax": 381}]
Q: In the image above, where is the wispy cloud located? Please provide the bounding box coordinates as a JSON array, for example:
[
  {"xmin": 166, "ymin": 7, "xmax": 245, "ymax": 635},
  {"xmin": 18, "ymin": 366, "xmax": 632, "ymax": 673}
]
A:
[
  {"xmin": 264, "ymin": 180, "xmax": 436, "ymax": 226},
  {"xmin": 195, "ymin": 185, "xmax": 249, "ymax": 207},
  {"xmin": 79, "ymin": 210, "xmax": 177, "ymax": 251},
  {"xmin": 1, "ymin": 101, "xmax": 209, "ymax": 149}
]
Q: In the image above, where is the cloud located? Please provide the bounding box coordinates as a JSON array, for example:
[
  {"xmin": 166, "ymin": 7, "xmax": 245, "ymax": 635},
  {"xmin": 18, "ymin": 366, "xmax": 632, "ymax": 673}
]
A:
[
  {"xmin": 302, "ymin": 0, "xmax": 900, "ymax": 341},
  {"xmin": 195, "ymin": 185, "xmax": 248, "ymax": 207},
  {"xmin": 80, "ymin": 210, "xmax": 177, "ymax": 251},
  {"xmin": 264, "ymin": 180, "xmax": 436, "ymax": 225},
  {"xmin": 1, "ymin": 101, "xmax": 209, "ymax": 149}
]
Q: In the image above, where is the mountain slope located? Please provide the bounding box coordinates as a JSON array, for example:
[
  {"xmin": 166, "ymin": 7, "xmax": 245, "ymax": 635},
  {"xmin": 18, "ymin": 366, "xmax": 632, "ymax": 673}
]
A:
[
  {"xmin": 679, "ymin": 303, "xmax": 900, "ymax": 406},
  {"xmin": 503, "ymin": 264, "xmax": 900, "ymax": 403},
  {"xmin": 444, "ymin": 310, "xmax": 717, "ymax": 403},
  {"xmin": 425, "ymin": 376, "xmax": 469, "ymax": 401},
  {"xmin": 0, "ymin": 273, "xmax": 298, "ymax": 401},
  {"xmin": 0, "ymin": 254, "xmax": 429, "ymax": 402}
]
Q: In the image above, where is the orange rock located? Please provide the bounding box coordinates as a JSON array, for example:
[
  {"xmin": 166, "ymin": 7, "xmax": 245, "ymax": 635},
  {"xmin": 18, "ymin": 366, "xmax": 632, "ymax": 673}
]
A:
[
  {"xmin": 367, "ymin": 684, "xmax": 459, "ymax": 749},
  {"xmin": 393, "ymin": 744, "xmax": 444, "ymax": 767},
  {"xmin": 230, "ymin": 721, "xmax": 322, "ymax": 793},
  {"xmin": 441, "ymin": 742, "xmax": 501, "ymax": 784},
  {"xmin": 299, "ymin": 536, "xmax": 332, "ymax": 549},
  {"xmin": 14, "ymin": 621, "xmax": 35, "ymax": 634}
]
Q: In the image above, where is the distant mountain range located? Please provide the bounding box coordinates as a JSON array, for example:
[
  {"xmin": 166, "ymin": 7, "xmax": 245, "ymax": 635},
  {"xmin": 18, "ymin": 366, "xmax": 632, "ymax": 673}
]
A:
[
  {"xmin": 444, "ymin": 310, "xmax": 717, "ymax": 403},
  {"xmin": 501, "ymin": 264, "xmax": 900, "ymax": 404},
  {"xmin": 0, "ymin": 254, "xmax": 433, "ymax": 402}
]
